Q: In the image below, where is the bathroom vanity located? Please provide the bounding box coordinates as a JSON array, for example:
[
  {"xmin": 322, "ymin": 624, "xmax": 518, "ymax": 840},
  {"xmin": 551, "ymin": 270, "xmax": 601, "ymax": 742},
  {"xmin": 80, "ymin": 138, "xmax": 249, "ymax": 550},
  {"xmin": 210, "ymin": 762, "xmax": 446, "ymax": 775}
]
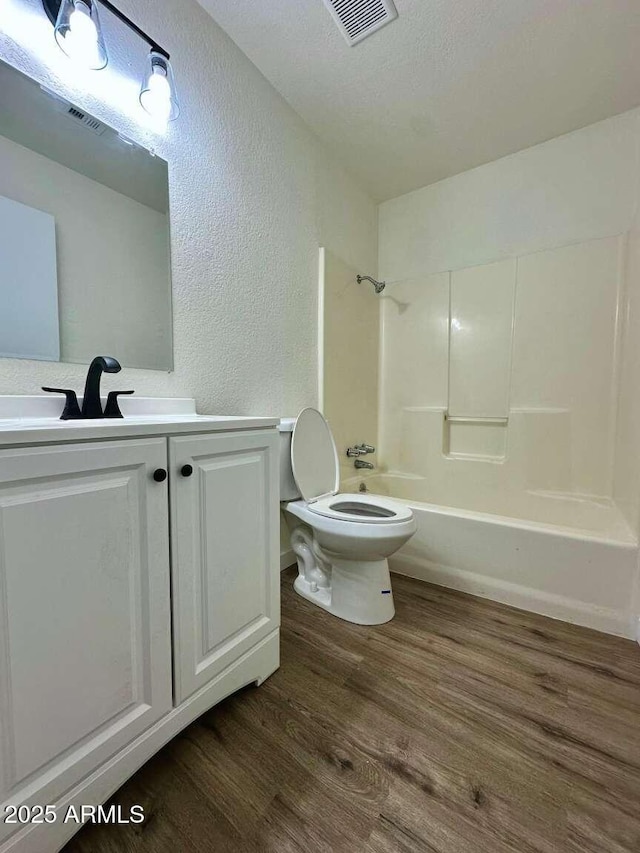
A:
[
  {"xmin": 0, "ymin": 397, "xmax": 280, "ymax": 853},
  {"xmin": 0, "ymin": 52, "xmax": 281, "ymax": 851}
]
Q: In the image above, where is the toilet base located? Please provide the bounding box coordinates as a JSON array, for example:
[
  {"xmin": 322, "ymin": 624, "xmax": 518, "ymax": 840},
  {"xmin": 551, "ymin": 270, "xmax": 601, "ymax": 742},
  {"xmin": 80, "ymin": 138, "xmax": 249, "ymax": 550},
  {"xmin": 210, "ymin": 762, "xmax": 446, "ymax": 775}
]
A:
[{"xmin": 294, "ymin": 556, "xmax": 395, "ymax": 625}]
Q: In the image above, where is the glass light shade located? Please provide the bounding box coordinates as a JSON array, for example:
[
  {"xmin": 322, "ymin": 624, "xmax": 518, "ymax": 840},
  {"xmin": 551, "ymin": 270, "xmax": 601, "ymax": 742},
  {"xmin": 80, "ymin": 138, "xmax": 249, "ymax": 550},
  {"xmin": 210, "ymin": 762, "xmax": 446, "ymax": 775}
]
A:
[
  {"xmin": 139, "ymin": 51, "xmax": 179, "ymax": 121},
  {"xmin": 54, "ymin": 0, "xmax": 108, "ymax": 70}
]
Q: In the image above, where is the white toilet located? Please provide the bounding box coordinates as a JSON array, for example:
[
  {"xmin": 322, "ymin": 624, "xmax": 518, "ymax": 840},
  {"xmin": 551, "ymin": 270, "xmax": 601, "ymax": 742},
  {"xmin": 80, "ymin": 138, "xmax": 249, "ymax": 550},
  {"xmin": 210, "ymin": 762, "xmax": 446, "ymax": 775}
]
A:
[{"xmin": 280, "ymin": 408, "xmax": 416, "ymax": 625}]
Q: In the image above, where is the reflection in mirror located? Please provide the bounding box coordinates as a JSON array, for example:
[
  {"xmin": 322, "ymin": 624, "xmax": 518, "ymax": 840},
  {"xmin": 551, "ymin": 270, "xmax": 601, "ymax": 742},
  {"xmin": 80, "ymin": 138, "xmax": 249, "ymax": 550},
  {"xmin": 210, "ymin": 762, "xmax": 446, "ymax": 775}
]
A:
[{"xmin": 0, "ymin": 59, "xmax": 172, "ymax": 371}]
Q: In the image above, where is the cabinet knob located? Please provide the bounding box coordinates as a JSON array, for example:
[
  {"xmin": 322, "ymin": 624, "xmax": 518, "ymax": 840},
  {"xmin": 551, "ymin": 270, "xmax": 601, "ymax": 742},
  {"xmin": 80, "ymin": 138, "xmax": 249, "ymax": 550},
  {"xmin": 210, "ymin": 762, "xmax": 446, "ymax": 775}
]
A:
[
  {"xmin": 153, "ymin": 468, "xmax": 168, "ymax": 482},
  {"xmin": 181, "ymin": 464, "xmax": 193, "ymax": 477}
]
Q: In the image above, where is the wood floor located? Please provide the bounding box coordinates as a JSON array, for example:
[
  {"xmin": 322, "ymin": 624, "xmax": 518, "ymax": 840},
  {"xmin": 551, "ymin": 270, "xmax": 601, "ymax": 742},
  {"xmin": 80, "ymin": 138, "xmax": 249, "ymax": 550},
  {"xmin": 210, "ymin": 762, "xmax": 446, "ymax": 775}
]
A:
[{"xmin": 66, "ymin": 567, "xmax": 640, "ymax": 853}]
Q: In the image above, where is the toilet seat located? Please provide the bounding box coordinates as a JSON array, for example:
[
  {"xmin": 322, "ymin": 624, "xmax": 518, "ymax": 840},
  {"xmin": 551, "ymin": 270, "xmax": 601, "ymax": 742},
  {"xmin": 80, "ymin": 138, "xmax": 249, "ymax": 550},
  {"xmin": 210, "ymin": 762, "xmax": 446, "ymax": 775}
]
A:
[
  {"xmin": 308, "ymin": 492, "xmax": 413, "ymax": 524},
  {"xmin": 289, "ymin": 408, "xmax": 413, "ymax": 527},
  {"xmin": 286, "ymin": 497, "xmax": 416, "ymax": 541}
]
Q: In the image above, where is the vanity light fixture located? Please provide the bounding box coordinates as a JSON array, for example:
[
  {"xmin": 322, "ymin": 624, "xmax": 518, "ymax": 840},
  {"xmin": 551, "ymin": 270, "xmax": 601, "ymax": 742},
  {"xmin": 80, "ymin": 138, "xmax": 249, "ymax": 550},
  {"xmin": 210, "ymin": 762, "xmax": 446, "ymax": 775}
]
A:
[{"xmin": 42, "ymin": 0, "xmax": 179, "ymax": 120}]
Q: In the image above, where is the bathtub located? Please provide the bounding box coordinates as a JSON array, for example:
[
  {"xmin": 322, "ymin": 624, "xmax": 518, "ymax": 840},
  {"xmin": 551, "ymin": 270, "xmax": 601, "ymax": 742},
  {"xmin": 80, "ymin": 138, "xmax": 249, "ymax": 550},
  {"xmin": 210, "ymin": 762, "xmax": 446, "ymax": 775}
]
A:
[{"xmin": 345, "ymin": 473, "xmax": 640, "ymax": 639}]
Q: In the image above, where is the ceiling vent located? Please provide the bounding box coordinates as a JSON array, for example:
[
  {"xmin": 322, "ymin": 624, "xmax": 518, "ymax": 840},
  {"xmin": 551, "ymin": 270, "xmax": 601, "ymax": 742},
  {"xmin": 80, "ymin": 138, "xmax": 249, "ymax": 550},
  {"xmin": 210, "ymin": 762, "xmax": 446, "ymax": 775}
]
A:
[{"xmin": 322, "ymin": 0, "xmax": 398, "ymax": 46}]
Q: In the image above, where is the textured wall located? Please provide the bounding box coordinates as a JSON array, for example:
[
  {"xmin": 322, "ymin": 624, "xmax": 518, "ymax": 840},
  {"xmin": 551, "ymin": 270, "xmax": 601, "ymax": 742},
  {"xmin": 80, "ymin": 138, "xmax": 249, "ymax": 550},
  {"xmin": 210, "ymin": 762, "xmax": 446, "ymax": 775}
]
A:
[{"xmin": 0, "ymin": 0, "xmax": 377, "ymax": 416}]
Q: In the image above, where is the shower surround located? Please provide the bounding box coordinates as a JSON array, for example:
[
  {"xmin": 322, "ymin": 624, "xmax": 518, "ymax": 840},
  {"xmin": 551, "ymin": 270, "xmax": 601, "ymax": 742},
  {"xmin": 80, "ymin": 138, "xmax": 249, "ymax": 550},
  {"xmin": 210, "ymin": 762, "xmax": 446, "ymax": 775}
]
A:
[
  {"xmin": 379, "ymin": 236, "xmax": 625, "ymax": 531},
  {"xmin": 325, "ymin": 107, "xmax": 640, "ymax": 639}
]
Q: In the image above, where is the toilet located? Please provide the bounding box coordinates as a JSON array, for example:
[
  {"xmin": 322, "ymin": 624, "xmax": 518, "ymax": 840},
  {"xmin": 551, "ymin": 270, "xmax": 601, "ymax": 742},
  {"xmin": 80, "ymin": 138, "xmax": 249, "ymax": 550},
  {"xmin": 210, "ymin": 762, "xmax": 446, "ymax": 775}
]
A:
[{"xmin": 279, "ymin": 408, "xmax": 416, "ymax": 625}]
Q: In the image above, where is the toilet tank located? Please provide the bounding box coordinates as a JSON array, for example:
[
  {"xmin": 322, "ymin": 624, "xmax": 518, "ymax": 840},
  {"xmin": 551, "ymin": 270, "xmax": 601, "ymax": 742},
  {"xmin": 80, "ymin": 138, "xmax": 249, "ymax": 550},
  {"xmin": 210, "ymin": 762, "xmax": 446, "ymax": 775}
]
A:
[{"xmin": 279, "ymin": 418, "xmax": 300, "ymax": 501}]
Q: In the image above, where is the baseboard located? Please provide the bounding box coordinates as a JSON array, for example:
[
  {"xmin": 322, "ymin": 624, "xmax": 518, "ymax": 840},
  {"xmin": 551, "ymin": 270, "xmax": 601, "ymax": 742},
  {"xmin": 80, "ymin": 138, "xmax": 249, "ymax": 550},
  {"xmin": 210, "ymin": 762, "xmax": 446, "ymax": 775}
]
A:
[
  {"xmin": 280, "ymin": 549, "xmax": 295, "ymax": 571},
  {"xmin": 390, "ymin": 554, "xmax": 633, "ymax": 639}
]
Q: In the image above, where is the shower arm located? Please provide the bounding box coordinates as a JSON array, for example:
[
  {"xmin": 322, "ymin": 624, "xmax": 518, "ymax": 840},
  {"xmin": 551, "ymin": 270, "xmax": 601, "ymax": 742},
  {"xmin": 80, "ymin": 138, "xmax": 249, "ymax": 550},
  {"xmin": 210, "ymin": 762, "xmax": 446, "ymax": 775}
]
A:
[{"xmin": 357, "ymin": 274, "xmax": 386, "ymax": 294}]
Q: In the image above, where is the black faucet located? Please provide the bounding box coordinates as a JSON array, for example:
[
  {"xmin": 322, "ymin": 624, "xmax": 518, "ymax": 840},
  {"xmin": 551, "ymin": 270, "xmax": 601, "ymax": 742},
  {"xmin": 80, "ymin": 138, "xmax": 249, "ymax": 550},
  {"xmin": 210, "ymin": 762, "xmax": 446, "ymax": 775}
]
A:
[
  {"xmin": 81, "ymin": 356, "xmax": 122, "ymax": 418},
  {"xmin": 42, "ymin": 355, "xmax": 133, "ymax": 420}
]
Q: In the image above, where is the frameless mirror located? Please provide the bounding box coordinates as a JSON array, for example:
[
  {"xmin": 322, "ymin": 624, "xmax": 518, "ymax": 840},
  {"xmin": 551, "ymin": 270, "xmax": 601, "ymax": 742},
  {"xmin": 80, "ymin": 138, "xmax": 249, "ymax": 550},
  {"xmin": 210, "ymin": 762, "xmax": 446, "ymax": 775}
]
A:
[{"xmin": 0, "ymin": 58, "xmax": 172, "ymax": 371}]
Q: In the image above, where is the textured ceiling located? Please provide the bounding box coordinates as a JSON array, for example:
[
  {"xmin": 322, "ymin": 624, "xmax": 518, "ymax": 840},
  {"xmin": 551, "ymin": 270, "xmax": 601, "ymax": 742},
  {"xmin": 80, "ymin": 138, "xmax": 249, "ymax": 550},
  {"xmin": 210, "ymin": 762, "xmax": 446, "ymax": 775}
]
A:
[{"xmin": 196, "ymin": 0, "xmax": 640, "ymax": 201}]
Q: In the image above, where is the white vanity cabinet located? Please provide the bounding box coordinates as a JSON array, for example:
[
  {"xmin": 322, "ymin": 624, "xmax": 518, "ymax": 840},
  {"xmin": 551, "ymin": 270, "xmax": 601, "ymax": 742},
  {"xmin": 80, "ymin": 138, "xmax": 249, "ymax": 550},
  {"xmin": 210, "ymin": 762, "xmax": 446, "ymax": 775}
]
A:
[
  {"xmin": 0, "ymin": 403, "xmax": 280, "ymax": 853},
  {"xmin": 0, "ymin": 439, "xmax": 173, "ymax": 850},
  {"xmin": 169, "ymin": 431, "xmax": 280, "ymax": 702}
]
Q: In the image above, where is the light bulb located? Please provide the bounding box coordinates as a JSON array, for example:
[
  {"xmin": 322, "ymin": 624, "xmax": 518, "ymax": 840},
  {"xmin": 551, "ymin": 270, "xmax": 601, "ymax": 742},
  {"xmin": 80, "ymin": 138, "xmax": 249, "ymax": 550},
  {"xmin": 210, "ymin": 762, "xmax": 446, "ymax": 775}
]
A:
[
  {"xmin": 139, "ymin": 51, "xmax": 179, "ymax": 121},
  {"xmin": 67, "ymin": 3, "xmax": 99, "ymax": 63},
  {"xmin": 54, "ymin": 0, "xmax": 108, "ymax": 69},
  {"xmin": 140, "ymin": 67, "xmax": 171, "ymax": 120}
]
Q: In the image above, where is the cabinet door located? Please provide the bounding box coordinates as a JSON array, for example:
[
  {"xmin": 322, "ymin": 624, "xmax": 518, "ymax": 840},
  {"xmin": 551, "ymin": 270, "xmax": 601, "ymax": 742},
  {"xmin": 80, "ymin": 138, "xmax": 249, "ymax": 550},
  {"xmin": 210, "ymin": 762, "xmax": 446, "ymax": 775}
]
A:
[
  {"xmin": 0, "ymin": 438, "xmax": 172, "ymax": 840},
  {"xmin": 170, "ymin": 430, "xmax": 280, "ymax": 703}
]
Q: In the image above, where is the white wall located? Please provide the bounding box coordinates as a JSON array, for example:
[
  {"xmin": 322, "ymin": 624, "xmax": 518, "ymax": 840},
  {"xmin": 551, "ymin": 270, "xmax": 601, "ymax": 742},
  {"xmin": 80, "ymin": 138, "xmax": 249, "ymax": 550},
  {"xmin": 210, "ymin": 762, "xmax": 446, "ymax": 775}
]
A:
[
  {"xmin": 379, "ymin": 109, "xmax": 640, "ymax": 281},
  {"xmin": 0, "ymin": 0, "xmax": 377, "ymax": 417},
  {"xmin": 0, "ymin": 133, "xmax": 171, "ymax": 370},
  {"xmin": 378, "ymin": 109, "xmax": 640, "ymax": 540}
]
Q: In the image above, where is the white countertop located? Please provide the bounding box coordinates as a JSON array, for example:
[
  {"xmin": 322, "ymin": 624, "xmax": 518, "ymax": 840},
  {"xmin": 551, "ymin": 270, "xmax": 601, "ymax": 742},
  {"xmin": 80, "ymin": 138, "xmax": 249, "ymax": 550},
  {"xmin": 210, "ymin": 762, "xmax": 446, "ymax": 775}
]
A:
[{"xmin": 0, "ymin": 396, "xmax": 278, "ymax": 446}]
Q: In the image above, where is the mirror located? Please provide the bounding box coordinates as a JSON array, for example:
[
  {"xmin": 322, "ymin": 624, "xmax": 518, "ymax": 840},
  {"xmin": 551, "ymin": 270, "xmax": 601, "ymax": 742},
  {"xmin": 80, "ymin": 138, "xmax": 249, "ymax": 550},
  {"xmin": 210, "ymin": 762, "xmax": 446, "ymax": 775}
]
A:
[{"xmin": 0, "ymin": 59, "xmax": 172, "ymax": 371}]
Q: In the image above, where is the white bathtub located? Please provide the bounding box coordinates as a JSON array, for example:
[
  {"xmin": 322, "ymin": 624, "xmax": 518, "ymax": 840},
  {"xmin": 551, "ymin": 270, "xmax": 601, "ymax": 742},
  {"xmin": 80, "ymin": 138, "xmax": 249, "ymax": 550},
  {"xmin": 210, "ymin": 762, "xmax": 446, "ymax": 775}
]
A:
[{"xmin": 347, "ymin": 474, "xmax": 640, "ymax": 639}]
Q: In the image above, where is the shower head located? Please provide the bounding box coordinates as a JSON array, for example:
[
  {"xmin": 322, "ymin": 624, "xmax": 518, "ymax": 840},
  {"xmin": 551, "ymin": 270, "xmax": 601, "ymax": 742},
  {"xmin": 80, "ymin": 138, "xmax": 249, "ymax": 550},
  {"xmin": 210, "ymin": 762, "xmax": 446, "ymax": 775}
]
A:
[{"xmin": 357, "ymin": 274, "xmax": 386, "ymax": 294}]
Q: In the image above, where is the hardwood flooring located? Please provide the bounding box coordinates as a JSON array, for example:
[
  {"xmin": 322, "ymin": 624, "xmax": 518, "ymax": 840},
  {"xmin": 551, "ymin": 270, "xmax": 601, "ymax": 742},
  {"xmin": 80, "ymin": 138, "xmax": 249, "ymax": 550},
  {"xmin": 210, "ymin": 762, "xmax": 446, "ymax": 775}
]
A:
[{"xmin": 66, "ymin": 567, "xmax": 640, "ymax": 853}]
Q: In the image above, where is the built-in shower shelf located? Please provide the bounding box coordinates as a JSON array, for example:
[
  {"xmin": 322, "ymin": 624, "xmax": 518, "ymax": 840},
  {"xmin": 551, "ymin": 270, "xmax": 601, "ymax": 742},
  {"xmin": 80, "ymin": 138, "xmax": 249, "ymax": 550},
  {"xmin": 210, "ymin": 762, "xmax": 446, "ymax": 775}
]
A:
[{"xmin": 444, "ymin": 413, "xmax": 508, "ymax": 460}]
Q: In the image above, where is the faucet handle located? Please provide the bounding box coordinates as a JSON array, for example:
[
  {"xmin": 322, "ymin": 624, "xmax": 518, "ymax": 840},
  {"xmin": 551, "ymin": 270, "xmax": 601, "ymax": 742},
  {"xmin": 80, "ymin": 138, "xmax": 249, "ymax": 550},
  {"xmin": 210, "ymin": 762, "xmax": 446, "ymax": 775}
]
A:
[
  {"xmin": 104, "ymin": 390, "xmax": 135, "ymax": 419},
  {"xmin": 42, "ymin": 387, "xmax": 82, "ymax": 420},
  {"xmin": 346, "ymin": 447, "xmax": 363, "ymax": 457},
  {"xmin": 355, "ymin": 443, "xmax": 376, "ymax": 454}
]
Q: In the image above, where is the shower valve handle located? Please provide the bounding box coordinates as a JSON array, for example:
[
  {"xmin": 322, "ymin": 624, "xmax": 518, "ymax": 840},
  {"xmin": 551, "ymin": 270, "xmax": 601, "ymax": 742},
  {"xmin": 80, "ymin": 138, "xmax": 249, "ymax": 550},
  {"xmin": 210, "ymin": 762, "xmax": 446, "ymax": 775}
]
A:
[
  {"xmin": 346, "ymin": 447, "xmax": 363, "ymax": 457},
  {"xmin": 355, "ymin": 443, "xmax": 375, "ymax": 454}
]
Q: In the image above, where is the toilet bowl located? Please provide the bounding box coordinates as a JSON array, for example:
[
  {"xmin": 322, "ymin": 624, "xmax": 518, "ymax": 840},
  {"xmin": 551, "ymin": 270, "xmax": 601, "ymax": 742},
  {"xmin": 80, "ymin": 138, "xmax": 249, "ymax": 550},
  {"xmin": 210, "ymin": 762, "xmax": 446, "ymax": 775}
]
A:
[{"xmin": 279, "ymin": 408, "xmax": 416, "ymax": 625}]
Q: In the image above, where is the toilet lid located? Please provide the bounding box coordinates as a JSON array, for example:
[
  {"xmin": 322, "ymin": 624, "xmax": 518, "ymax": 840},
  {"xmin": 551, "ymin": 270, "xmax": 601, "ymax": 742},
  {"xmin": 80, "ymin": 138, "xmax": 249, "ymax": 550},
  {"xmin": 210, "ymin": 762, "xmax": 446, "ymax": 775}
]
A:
[{"xmin": 291, "ymin": 407, "xmax": 340, "ymax": 502}]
